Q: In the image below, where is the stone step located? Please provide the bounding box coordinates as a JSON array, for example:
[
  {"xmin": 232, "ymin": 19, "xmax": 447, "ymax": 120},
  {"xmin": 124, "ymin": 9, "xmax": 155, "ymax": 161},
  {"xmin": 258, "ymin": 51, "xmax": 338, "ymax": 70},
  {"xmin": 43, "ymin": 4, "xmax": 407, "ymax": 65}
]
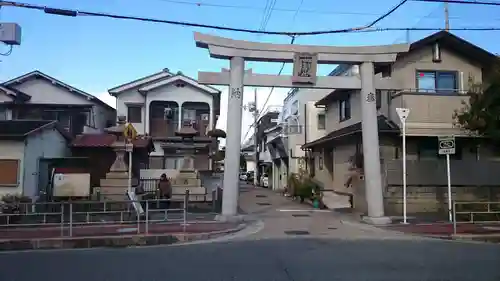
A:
[
  {"xmin": 104, "ymin": 172, "xmax": 130, "ymax": 179},
  {"xmin": 172, "ymin": 186, "xmax": 206, "ymax": 195},
  {"xmin": 172, "ymin": 178, "xmax": 201, "ymax": 186},
  {"xmin": 100, "ymin": 178, "xmax": 130, "ymax": 187}
]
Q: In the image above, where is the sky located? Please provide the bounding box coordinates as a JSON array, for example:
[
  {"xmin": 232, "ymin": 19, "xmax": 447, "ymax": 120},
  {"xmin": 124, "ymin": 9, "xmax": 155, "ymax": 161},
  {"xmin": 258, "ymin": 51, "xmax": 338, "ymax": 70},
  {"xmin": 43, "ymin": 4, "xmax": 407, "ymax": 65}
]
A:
[{"xmin": 0, "ymin": 0, "xmax": 499, "ymax": 144}]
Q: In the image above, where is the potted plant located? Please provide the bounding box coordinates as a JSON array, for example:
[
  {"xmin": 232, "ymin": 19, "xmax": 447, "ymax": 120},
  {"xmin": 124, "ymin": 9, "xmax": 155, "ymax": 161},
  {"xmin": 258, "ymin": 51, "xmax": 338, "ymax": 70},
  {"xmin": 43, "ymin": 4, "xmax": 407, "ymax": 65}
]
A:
[{"xmin": 0, "ymin": 194, "xmax": 32, "ymax": 224}]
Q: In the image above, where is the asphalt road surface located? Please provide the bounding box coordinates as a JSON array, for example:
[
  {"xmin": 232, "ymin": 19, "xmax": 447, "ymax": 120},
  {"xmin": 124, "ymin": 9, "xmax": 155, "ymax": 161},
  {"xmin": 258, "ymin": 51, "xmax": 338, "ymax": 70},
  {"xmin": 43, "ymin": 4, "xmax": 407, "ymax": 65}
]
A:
[{"xmin": 0, "ymin": 238, "xmax": 499, "ymax": 281}]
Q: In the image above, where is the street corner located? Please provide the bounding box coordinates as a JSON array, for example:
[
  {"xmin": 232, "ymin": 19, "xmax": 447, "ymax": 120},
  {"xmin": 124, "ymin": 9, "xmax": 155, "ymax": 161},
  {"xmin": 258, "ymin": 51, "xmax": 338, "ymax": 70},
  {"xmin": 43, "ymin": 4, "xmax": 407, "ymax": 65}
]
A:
[
  {"xmin": 0, "ymin": 221, "xmax": 247, "ymax": 252},
  {"xmin": 381, "ymin": 222, "xmax": 500, "ymax": 242}
]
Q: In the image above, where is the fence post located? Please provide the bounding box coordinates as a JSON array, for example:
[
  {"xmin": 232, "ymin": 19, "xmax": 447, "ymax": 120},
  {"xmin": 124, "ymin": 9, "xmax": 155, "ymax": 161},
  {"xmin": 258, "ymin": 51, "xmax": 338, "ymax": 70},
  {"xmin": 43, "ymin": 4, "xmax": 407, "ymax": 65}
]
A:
[
  {"xmin": 136, "ymin": 198, "xmax": 140, "ymax": 234},
  {"xmin": 60, "ymin": 203, "xmax": 64, "ymax": 237},
  {"xmin": 69, "ymin": 203, "xmax": 73, "ymax": 237},
  {"xmin": 184, "ymin": 190, "xmax": 190, "ymax": 226},
  {"xmin": 452, "ymin": 201, "xmax": 457, "ymax": 236},
  {"xmin": 145, "ymin": 199, "xmax": 149, "ymax": 234}
]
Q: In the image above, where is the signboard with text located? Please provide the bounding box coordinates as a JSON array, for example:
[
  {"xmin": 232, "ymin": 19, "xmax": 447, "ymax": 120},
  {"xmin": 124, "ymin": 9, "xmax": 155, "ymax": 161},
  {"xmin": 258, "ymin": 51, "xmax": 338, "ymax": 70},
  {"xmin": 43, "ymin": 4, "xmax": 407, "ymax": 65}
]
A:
[
  {"xmin": 292, "ymin": 52, "xmax": 318, "ymax": 84},
  {"xmin": 438, "ymin": 136, "xmax": 455, "ymax": 155}
]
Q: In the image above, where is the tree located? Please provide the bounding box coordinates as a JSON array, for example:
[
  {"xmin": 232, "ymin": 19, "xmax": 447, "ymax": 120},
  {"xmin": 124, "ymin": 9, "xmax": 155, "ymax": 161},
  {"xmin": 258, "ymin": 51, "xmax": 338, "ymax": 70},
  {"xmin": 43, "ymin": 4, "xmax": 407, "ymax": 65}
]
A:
[{"xmin": 454, "ymin": 64, "xmax": 500, "ymax": 141}]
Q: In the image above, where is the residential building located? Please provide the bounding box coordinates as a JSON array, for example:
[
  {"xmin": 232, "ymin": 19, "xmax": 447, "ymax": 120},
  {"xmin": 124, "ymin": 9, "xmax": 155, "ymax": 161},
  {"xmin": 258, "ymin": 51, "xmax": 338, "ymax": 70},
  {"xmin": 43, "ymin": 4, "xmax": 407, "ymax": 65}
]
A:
[
  {"xmin": 241, "ymin": 135, "xmax": 256, "ymax": 172},
  {"xmin": 0, "ymin": 120, "xmax": 71, "ymax": 199},
  {"xmin": 302, "ymin": 31, "xmax": 500, "ymax": 215},
  {"xmin": 265, "ymin": 83, "xmax": 336, "ymax": 190},
  {"xmin": 254, "ymin": 106, "xmax": 280, "ymax": 184},
  {"xmin": 0, "ymin": 71, "xmax": 116, "ymax": 136},
  {"xmin": 109, "ymin": 69, "xmax": 221, "ymax": 171}
]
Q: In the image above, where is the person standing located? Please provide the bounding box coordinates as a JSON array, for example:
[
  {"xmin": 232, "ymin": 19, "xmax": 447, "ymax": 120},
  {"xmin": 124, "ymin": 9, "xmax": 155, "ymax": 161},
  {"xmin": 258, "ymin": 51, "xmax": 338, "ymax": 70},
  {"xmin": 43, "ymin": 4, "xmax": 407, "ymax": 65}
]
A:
[{"xmin": 157, "ymin": 173, "xmax": 172, "ymax": 209}]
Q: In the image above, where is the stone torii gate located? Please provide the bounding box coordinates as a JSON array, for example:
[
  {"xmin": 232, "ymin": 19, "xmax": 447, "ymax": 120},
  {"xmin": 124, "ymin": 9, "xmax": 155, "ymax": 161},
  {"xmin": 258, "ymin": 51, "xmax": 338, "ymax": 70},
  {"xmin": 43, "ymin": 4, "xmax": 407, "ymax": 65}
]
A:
[{"xmin": 194, "ymin": 32, "xmax": 409, "ymax": 224}]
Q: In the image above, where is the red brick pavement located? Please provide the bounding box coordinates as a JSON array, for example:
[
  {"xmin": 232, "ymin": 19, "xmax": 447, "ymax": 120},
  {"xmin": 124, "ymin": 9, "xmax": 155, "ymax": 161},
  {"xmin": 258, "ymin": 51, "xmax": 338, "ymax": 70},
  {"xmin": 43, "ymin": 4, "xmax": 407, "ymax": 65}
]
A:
[
  {"xmin": 0, "ymin": 222, "xmax": 239, "ymax": 241},
  {"xmin": 383, "ymin": 223, "xmax": 500, "ymax": 236}
]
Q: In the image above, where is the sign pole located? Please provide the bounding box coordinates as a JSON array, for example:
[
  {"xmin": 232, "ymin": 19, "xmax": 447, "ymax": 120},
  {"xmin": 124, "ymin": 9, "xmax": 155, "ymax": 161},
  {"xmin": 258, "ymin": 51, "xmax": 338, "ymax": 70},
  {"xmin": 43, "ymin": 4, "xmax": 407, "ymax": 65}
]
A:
[
  {"xmin": 438, "ymin": 135, "xmax": 455, "ymax": 223},
  {"xmin": 123, "ymin": 122, "xmax": 138, "ymax": 195},
  {"xmin": 402, "ymin": 120, "xmax": 407, "ymax": 224},
  {"xmin": 127, "ymin": 142, "xmax": 133, "ymax": 193},
  {"xmin": 396, "ymin": 108, "xmax": 410, "ymax": 224},
  {"xmin": 446, "ymin": 153, "xmax": 452, "ymax": 222}
]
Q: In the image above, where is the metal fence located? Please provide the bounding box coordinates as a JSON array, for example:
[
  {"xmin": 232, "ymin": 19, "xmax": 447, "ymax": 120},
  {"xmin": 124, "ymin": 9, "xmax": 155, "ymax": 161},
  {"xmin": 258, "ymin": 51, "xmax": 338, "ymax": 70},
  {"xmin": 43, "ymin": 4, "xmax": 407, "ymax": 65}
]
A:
[
  {"xmin": 452, "ymin": 201, "xmax": 500, "ymax": 235},
  {"xmin": 0, "ymin": 191, "xmax": 192, "ymax": 238}
]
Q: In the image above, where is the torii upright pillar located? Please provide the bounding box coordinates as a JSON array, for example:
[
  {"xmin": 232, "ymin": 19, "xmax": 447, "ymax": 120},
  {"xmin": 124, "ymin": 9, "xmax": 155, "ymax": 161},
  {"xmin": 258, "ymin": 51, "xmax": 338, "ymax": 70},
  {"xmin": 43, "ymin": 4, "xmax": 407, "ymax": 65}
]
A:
[{"xmin": 222, "ymin": 56, "xmax": 245, "ymax": 217}]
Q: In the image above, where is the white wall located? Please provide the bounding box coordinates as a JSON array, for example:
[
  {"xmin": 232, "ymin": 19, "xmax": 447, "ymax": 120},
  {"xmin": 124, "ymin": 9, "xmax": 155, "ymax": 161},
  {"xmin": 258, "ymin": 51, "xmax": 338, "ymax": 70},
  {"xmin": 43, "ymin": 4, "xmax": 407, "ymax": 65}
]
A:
[
  {"xmin": 116, "ymin": 82, "xmax": 214, "ymax": 136},
  {"xmin": 5, "ymin": 79, "xmax": 114, "ymax": 132},
  {"xmin": 0, "ymin": 141, "xmax": 25, "ymax": 197}
]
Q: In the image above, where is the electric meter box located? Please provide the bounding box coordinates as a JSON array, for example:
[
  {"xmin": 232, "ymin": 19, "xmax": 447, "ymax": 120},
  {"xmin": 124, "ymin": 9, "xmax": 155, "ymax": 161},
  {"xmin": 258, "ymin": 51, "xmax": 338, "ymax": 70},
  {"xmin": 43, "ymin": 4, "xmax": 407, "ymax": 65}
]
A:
[{"xmin": 0, "ymin": 23, "xmax": 22, "ymax": 45}]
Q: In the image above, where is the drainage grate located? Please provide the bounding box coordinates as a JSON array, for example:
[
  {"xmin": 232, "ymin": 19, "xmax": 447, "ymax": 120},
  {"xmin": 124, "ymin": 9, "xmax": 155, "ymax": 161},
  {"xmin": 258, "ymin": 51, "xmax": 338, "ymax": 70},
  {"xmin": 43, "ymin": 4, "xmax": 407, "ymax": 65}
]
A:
[
  {"xmin": 328, "ymin": 227, "xmax": 337, "ymax": 230},
  {"xmin": 256, "ymin": 194, "xmax": 267, "ymax": 198},
  {"xmin": 257, "ymin": 202, "xmax": 271, "ymax": 206},
  {"xmin": 284, "ymin": 230, "xmax": 310, "ymax": 235},
  {"xmin": 292, "ymin": 214, "xmax": 310, "ymax": 217}
]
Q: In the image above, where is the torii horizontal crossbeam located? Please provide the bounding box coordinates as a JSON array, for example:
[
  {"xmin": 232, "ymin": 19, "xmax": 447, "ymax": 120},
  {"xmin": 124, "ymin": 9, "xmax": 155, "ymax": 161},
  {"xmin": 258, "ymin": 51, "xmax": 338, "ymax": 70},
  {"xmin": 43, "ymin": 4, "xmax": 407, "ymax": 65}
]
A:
[
  {"xmin": 198, "ymin": 71, "xmax": 398, "ymax": 90},
  {"xmin": 194, "ymin": 32, "xmax": 410, "ymax": 63}
]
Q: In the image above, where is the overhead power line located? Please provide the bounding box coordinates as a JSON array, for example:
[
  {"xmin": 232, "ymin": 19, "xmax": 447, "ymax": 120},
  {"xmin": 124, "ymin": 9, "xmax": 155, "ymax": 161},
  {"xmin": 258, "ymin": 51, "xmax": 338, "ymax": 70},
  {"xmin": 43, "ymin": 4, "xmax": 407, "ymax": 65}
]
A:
[
  {"xmin": 1, "ymin": 1, "xmax": 498, "ymax": 36},
  {"xmin": 155, "ymin": 0, "xmax": 500, "ymax": 21},
  {"xmin": 0, "ymin": 0, "xmax": 409, "ymax": 36},
  {"xmin": 412, "ymin": 0, "xmax": 500, "ymax": 5}
]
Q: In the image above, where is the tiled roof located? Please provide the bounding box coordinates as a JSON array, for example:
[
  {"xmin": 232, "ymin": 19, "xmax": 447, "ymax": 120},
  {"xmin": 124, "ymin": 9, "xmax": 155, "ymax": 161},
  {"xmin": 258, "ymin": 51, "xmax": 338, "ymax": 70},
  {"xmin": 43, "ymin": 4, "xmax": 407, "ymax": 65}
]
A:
[
  {"xmin": 71, "ymin": 134, "xmax": 153, "ymax": 149},
  {"xmin": 302, "ymin": 115, "xmax": 399, "ymax": 149}
]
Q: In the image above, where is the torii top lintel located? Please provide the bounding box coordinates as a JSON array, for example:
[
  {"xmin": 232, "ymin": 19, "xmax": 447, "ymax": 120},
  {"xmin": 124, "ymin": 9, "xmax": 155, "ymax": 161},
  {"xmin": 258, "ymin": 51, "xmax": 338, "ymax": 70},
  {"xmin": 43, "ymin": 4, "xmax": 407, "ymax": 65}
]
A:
[{"xmin": 194, "ymin": 32, "xmax": 410, "ymax": 64}]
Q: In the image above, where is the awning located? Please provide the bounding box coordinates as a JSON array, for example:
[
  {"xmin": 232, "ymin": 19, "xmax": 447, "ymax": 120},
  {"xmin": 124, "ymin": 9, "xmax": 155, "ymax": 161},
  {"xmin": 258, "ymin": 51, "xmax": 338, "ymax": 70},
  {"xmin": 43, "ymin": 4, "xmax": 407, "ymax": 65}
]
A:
[{"xmin": 302, "ymin": 115, "xmax": 399, "ymax": 149}]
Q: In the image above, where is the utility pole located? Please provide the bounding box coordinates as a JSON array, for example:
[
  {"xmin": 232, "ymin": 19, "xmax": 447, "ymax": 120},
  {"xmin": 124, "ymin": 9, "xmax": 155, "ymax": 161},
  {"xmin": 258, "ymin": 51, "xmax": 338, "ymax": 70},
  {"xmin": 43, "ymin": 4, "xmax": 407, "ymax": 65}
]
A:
[
  {"xmin": 253, "ymin": 88, "xmax": 259, "ymax": 186},
  {"xmin": 243, "ymin": 89, "xmax": 260, "ymax": 186},
  {"xmin": 444, "ymin": 2, "xmax": 450, "ymax": 31}
]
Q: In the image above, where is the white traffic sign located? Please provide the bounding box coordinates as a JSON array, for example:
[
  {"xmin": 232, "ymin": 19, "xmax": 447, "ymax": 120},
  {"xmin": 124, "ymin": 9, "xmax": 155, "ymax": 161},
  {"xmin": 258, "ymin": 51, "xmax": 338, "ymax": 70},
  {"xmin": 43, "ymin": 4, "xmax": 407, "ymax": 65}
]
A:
[
  {"xmin": 438, "ymin": 136, "xmax": 455, "ymax": 155},
  {"xmin": 396, "ymin": 108, "xmax": 410, "ymax": 123}
]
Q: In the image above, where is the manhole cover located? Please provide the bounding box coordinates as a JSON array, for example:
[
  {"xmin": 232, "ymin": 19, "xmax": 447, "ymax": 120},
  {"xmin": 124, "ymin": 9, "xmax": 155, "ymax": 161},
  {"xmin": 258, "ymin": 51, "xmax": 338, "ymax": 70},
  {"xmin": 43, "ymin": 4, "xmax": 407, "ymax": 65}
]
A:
[
  {"xmin": 117, "ymin": 227, "xmax": 138, "ymax": 233},
  {"xmin": 284, "ymin": 230, "xmax": 310, "ymax": 235},
  {"xmin": 256, "ymin": 195, "xmax": 267, "ymax": 198},
  {"xmin": 292, "ymin": 214, "xmax": 310, "ymax": 217},
  {"xmin": 257, "ymin": 202, "xmax": 271, "ymax": 206}
]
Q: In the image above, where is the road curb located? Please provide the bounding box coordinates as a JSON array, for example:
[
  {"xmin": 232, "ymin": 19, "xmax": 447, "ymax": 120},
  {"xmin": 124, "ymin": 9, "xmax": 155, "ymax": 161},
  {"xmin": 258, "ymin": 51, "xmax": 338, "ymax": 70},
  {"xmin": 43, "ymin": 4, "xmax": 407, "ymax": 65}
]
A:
[{"xmin": 0, "ymin": 223, "xmax": 247, "ymax": 252}]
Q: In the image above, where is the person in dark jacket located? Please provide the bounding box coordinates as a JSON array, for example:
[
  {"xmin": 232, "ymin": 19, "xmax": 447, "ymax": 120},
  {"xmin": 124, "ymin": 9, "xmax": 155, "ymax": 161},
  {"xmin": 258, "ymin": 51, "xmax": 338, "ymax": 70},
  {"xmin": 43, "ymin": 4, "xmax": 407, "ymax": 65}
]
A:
[{"xmin": 157, "ymin": 173, "xmax": 172, "ymax": 209}]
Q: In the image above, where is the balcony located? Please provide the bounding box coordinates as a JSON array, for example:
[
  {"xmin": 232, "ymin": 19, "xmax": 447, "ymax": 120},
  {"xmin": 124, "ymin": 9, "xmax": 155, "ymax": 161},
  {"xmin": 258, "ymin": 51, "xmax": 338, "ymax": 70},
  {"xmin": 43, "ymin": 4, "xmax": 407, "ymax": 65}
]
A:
[
  {"xmin": 149, "ymin": 101, "xmax": 211, "ymax": 138},
  {"xmin": 388, "ymin": 90, "xmax": 469, "ymax": 136},
  {"xmin": 10, "ymin": 104, "xmax": 93, "ymax": 136}
]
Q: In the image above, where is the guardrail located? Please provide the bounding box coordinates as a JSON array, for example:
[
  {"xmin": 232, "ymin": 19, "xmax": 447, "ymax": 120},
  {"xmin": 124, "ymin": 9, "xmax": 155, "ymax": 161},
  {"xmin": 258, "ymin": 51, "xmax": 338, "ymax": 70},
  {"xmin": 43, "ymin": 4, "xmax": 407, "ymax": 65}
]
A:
[
  {"xmin": 452, "ymin": 201, "xmax": 500, "ymax": 235},
  {"xmin": 0, "ymin": 190, "xmax": 191, "ymax": 238}
]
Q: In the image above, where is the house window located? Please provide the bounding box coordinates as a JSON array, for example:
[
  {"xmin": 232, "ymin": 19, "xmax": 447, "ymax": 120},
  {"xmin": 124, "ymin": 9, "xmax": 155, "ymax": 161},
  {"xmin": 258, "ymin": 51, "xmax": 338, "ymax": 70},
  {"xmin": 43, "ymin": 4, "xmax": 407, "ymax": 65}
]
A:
[
  {"xmin": 0, "ymin": 159, "xmax": 19, "ymax": 185},
  {"xmin": 263, "ymin": 137, "xmax": 267, "ymax": 151},
  {"xmin": 416, "ymin": 71, "xmax": 458, "ymax": 93},
  {"xmin": 318, "ymin": 152, "xmax": 324, "ymax": 170},
  {"xmin": 418, "ymin": 138, "xmax": 462, "ymax": 160},
  {"xmin": 127, "ymin": 105, "xmax": 142, "ymax": 123},
  {"xmin": 317, "ymin": 113, "xmax": 326, "ymax": 130},
  {"xmin": 375, "ymin": 90, "xmax": 382, "ymax": 110},
  {"xmin": 339, "ymin": 96, "xmax": 351, "ymax": 122},
  {"xmin": 0, "ymin": 108, "xmax": 6, "ymax": 120}
]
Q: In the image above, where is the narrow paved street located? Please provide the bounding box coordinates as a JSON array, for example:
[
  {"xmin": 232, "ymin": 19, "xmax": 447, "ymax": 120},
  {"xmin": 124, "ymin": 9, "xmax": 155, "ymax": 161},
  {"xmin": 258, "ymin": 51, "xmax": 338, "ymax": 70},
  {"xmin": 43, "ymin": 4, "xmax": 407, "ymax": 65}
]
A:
[{"xmin": 0, "ymin": 184, "xmax": 499, "ymax": 281}]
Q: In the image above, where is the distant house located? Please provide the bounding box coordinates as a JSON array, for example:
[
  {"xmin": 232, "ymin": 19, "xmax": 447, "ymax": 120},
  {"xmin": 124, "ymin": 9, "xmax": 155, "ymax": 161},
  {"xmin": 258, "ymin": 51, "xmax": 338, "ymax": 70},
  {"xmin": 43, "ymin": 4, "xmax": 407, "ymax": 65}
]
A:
[
  {"xmin": 109, "ymin": 68, "xmax": 221, "ymax": 171},
  {"xmin": 0, "ymin": 120, "xmax": 71, "ymax": 199},
  {"xmin": 0, "ymin": 70, "xmax": 116, "ymax": 136}
]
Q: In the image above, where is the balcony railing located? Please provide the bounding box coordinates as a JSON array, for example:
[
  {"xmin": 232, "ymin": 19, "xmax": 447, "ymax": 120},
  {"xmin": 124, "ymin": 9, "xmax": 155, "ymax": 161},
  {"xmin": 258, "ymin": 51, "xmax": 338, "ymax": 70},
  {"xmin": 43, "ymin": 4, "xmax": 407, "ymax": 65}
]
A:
[
  {"xmin": 150, "ymin": 119, "xmax": 210, "ymax": 138},
  {"xmin": 150, "ymin": 119, "xmax": 179, "ymax": 138}
]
